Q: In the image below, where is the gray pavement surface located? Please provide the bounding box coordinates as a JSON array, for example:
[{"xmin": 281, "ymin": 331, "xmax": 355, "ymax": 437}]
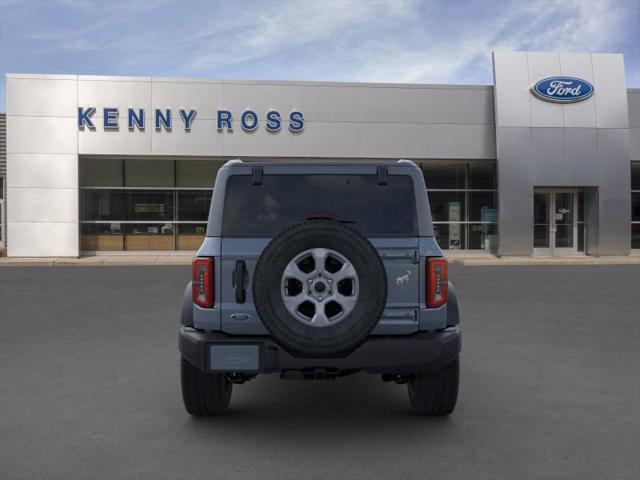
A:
[{"xmin": 1, "ymin": 265, "xmax": 639, "ymax": 480}]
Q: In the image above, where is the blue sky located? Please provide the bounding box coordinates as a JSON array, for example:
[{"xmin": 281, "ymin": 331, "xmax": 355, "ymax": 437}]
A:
[{"xmin": 0, "ymin": 0, "xmax": 638, "ymax": 111}]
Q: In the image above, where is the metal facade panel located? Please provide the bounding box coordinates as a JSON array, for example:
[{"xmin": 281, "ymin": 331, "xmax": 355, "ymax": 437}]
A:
[
  {"xmin": 597, "ymin": 128, "xmax": 632, "ymax": 198},
  {"xmin": 426, "ymin": 88, "xmax": 495, "ymax": 125},
  {"xmin": 78, "ymin": 78, "xmax": 152, "ymax": 115},
  {"xmin": 492, "ymin": 51, "xmax": 532, "ymax": 127},
  {"xmin": 7, "ymin": 116, "xmax": 77, "ymax": 154},
  {"xmin": 565, "ymin": 128, "xmax": 599, "ymax": 185},
  {"xmin": 80, "ymin": 118, "xmax": 152, "ymax": 156},
  {"xmin": 6, "ymin": 77, "xmax": 77, "ymax": 118},
  {"xmin": 7, "ymin": 187, "xmax": 78, "ymax": 223},
  {"xmin": 221, "ymin": 123, "xmax": 294, "ymax": 158},
  {"xmin": 592, "ymin": 54, "xmax": 629, "ymax": 129},
  {"xmin": 7, "ymin": 222, "xmax": 79, "ymax": 257},
  {"xmin": 361, "ymin": 86, "xmax": 430, "ymax": 124},
  {"xmin": 292, "ymin": 85, "xmax": 362, "ymax": 123},
  {"xmin": 531, "ymin": 127, "xmax": 567, "ymax": 185},
  {"xmin": 427, "ymin": 124, "xmax": 495, "ymax": 159},
  {"xmin": 495, "ymin": 126, "xmax": 534, "ymax": 200},
  {"xmin": 597, "ymin": 198, "xmax": 631, "ymax": 254},
  {"xmin": 497, "ymin": 217, "xmax": 533, "ymax": 256},
  {"xmin": 630, "ymin": 127, "xmax": 640, "ymax": 161},
  {"xmin": 6, "ymin": 74, "xmax": 80, "ymax": 257},
  {"xmin": 528, "ymin": 52, "xmax": 564, "ymax": 128},
  {"xmin": 560, "ymin": 53, "xmax": 597, "ymax": 128},
  {"xmin": 360, "ymin": 123, "xmax": 428, "ymax": 158},
  {"xmin": 7, "ymin": 154, "xmax": 78, "ymax": 189},
  {"xmin": 628, "ymin": 91, "xmax": 640, "ymax": 127},
  {"xmin": 151, "ymin": 119, "xmax": 223, "ymax": 156},
  {"xmin": 493, "ymin": 52, "xmax": 632, "ymax": 256},
  {"xmin": 292, "ymin": 122, "xmax": 361, "ymax": 157},
  {"xmin": 151, "ymin": 81, "xmax": 223, "ymax": 120},
  {"xmin": 222, "ymin": 83, "xmax": 293, "ymax": 120}
]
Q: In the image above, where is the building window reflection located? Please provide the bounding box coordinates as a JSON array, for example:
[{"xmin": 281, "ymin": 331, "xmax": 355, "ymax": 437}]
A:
[
  {"xmin": 420, "ymin": 161, "xmax": 498, "ymax": 251},
  {"xmin": 80, "ymin": 158, "xmax": 221, "ymax": 252}
]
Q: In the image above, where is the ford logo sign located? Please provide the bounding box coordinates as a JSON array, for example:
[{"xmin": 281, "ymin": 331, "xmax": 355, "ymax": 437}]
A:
[{"xmin": 531, "ymin": 77, "xmax": 594, "ymax": 103}]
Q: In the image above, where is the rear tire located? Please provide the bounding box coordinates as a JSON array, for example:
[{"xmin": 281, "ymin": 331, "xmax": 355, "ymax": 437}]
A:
[
  {"xmin": 407, "ymin": 356, "xmax": 459, "ymax": 416},
  {"xmin": 181, "ymin": 357, "xmax": 232, "ymax": 416}
]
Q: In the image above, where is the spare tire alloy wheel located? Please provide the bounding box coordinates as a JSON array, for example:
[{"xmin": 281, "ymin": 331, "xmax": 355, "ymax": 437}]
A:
[
  {"xmin": 253, "ymin": 221, "xmax": 387, "ymax": 357},
  {"xmin": 282, "ymin": 248, "xmax": 359, "ymax": 327}
]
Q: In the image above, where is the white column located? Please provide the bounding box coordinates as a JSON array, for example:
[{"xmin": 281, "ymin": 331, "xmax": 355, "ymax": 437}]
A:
[{"xmin": 6, "ymin": 75, "xmax": 79, "ymax": 257}]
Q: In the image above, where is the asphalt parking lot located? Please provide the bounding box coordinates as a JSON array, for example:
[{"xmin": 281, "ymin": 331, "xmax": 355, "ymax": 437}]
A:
[{"xmin": 1, "ymin": 265, "xmax": 639, "ymax": 480}]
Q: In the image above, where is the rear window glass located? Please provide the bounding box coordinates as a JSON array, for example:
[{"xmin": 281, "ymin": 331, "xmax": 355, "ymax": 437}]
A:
[{"xmin": 222, "ymin": 174, "xmax": 418, "ymax": 237}]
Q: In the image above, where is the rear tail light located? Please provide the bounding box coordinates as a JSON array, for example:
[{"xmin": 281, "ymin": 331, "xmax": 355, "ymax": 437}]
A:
[
  {"xmin": 427, "ymin": 257, "xmax": 448, "ymax": 308},
  {"xmin": 192, "ymin": 257, "xmax": 214, "ymax": 308}
]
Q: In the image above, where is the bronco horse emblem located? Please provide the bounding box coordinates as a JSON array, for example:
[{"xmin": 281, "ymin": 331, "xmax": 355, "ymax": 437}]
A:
[{"xmin": 396, "ymin": 270, "xmax": 411, "ymax": 287}]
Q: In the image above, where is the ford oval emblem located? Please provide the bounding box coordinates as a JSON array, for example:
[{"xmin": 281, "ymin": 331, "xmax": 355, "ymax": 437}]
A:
[
  {"xmin": 230, "ymin": 312, "xmax": 251, "ymax": 321},
  {"xmin": 531, "ymin": 77, "xmax": 594, "ymax": 103}
]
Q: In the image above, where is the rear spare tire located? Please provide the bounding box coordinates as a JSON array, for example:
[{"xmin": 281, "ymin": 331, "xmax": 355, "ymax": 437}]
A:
[{"xmin": 253, "ymin": 221, "xmax": 387, "ymax": 357}]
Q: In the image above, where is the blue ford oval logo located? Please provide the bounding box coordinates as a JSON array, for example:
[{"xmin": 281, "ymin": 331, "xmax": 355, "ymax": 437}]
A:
[{"xmin": 531, "ymin": 77, "xmax": 594, "ymax": 103}]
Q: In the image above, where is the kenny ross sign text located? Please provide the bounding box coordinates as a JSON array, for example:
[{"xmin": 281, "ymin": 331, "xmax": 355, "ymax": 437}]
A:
[{"xmin": 78, "ymin": 107, "xmax": 304, "ymax": 133}]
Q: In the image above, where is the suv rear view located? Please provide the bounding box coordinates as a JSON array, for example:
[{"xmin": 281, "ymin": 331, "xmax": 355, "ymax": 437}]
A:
[{"xmin": 179, "ymin": 160, "xmax": 460, "ymax": 416}]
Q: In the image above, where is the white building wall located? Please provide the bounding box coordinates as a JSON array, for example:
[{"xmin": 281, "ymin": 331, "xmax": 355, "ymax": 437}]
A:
[
  {"xmin": 6, "ymin": 75, "xmax": 79, "ymax": 257},
  {"xmin": 6, "ymin": 74, "xmax": 496, "ymax": 257}
]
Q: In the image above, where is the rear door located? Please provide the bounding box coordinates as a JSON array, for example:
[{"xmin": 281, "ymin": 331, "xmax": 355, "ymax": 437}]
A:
[{"xmin": 219, "ymin": 169, "xmax": 421, "ymax": 335}]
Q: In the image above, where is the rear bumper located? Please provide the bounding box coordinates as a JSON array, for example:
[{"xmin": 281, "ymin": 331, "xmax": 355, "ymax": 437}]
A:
[{"xmin": 179, "ymin": 327, "xmax": 461, "ymax": 374}]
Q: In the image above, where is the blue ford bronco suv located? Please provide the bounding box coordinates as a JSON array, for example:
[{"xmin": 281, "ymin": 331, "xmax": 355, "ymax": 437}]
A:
[{"xmin": 179, "ymin": 159, "xmax": 460, "ymax": 416}]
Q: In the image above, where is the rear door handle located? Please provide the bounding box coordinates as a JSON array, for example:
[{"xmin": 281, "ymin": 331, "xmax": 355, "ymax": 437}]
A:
[{"xmin": 233, "ymin": 260, "xmax": 246, "ymax": 304}]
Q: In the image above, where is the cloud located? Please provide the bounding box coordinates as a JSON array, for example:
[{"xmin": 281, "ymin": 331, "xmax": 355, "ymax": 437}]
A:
[
  {"xmin": 0, "ymin": 0, "xmax": 638, "ymax": 92},
  {"xmin": 187, "ymin": 0, "xmax": 411, "ymax": 70}
]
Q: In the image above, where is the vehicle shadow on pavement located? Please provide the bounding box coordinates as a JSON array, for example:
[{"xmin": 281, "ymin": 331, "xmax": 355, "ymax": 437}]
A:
[{"xmin": 181, "ymin": 372, "xmax": 456, "ymax": 437}]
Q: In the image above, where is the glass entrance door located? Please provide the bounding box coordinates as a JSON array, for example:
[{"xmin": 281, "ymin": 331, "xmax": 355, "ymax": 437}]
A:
[{"xmin": 533, "ymin": 190, "xmax": 578, "ymax": 255}]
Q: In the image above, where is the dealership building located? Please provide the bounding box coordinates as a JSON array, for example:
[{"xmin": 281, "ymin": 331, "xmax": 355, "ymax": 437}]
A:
[{"xmin": 1, "ymin": 51, "xmax": 639, "ymax": 257}]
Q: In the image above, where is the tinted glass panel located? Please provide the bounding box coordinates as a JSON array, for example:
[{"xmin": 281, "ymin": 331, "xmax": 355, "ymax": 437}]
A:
[
  {"xmin": 632, "ymin": 162, "xmax": 640, "ymax": 191},
  {"xmin": 533, "ymin": 193, "xmax": 549, "ymax": 224},
  {"xmin": 222, "ymin": 174, "xmax": 417, "ymax": 236},
  {"xmin": 178, "ymin": 191, "xmax": 212, "ymax": 221},
  {"xmin": 428, "ymin": 191, "xmax": 465, "ymax": 222},
  {"xmin": 468, "ymin": 162, "xmax": 496, "ymax": 189},
  {"xmin": 469, "ymin": 191, "xmax": 497, "ymax": 221},
  {"xmin": 125, "ymin": 159, "xmax": 174, "ymax": 187},
  {"xmin": 422, "ymin": 163, "xmax": 465, "ymax": 189},
  {"xmin": 81, "ymin": 190, "xmax": 126, "ymax": 221},
  {"xmin": 632, "ymin": 192, "xmax": 640, "ymax": 222},
  {"xmin": 467, "ymin": 223, "xmax": 497, "ymax": 251},
  {"xmin": 81, "ymin": 158, "xmax": 123, "ymax": 186},
  {"xmin": 177, "ymin": 160, "xmax": 223, "ymax": 188},
  {"xmin": 127, "ymin": 191, "xmax": 174, "ymax": 221},
  {"xmin": 433, "ymin": 223, "xmax": 465, "ymax": 250},
  {"xmin": 578, "ymin": 222, "xmax": 585, "ymax": 252},
  {"xmin": 632, "ymin": 224, "xmax": 640, "ymax": 249},
  {"xmin": 80, "ymin": 223, "xmax": 125, "ymax": 251}
]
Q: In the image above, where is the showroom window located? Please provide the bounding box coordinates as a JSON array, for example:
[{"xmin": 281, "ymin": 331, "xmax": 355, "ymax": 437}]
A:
[
  {"xmin": 420, "ymin": 161, "xmax": 497, "ymax": 251},
  {"xmin": 80, "ymin": 158, "xmax": 223, "ymax": 251},
  {"xmin": 632, "ymin": 162, "xmax": 640, "ymax": 250}
]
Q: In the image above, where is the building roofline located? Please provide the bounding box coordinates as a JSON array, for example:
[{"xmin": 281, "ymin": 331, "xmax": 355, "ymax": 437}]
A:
[{"xmin": 4, "ymin": 73, "xmax": 494, "ymax": 90}]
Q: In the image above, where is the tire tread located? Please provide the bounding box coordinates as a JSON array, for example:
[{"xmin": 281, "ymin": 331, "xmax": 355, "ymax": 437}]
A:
[{"xmin": 181, "ymin": 357, "xmax": 232, "ymax": 416}]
